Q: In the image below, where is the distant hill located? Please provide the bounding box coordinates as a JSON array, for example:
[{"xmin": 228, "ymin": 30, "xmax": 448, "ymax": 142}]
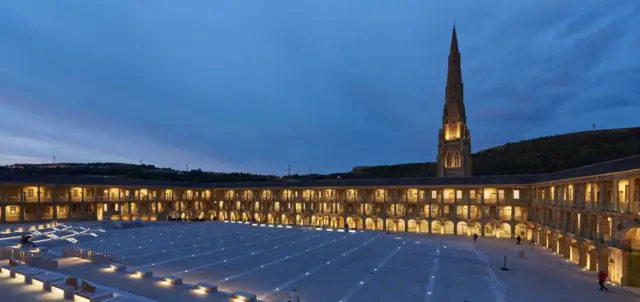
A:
[
  {"xmin": 4, "ymin": 127, "xmax": 640, "ymax": 182},
  {"xmin": 349, "ymin": 127, "xmax": 640, "ymax": 178}
]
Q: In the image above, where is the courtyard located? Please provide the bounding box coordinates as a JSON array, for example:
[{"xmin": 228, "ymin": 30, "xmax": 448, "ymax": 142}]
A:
[{"xmin": 6, "ymin": 221, "xmax": 638, "ymax": 302}]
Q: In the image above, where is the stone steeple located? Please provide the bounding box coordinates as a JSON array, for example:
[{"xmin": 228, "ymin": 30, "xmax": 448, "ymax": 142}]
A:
[{"xmin": 437, "ymin": 25, "xmax": 473, "ymax": 177}]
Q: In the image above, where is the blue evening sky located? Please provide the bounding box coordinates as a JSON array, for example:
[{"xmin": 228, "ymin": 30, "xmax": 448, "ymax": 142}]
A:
[{"xmin": 0, "ymin": 0, "xmax": 638, "ymax": 174}]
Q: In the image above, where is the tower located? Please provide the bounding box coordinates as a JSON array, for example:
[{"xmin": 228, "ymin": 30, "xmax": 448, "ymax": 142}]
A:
[{"xmin": 437, "ymin": 25, "xmax": 473, "ymax": 177}]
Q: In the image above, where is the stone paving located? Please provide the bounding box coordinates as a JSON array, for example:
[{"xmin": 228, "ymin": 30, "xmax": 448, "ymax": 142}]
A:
[{"xmin": 3, "ymin": 220, "xmax": 640, "ymax": 302}]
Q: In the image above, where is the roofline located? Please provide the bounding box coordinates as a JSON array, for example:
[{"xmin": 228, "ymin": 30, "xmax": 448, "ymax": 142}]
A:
[{"xmin": 0, "ymin": 155, "xmax": 639, "ymax": 189}]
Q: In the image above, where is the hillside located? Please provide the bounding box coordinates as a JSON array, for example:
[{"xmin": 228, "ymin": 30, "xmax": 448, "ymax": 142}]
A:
[
  {"xmin": 3, "ymin": 127, "xmax": 640, "ymax": 182},
  {"xmin": 350, "ymin": 127, "xmax": 640, "ymax": 178}
]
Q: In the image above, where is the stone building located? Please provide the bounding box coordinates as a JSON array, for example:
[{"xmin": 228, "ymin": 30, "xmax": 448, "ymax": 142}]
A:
[{"xmin": 0, "ymin": 26, "xmax": 639, "ymax": 287}]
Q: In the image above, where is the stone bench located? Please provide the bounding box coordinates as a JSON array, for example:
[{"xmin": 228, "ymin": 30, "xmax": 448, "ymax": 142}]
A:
[
  {"xmin": 133, "ymin": 268, "xmax": 153, "ymax": 278},
  {"xmin": 74, "ymin": 280, "xmax": 114, "ymax": 302},
  {"xmin": 51, "ymin": 277, "xmax": 81, "ymax": 300},
  {"xmin": 32, "ymin": 272, "xmax": 68, "ymax": 291},
  {"xmin": 0, "ymin": 258, "xmax": 29, "ymax": 277},
  {"xmin": 14, "ymin": 267, "xmax": 46, "ymax": 284},
  {"xmin": 194, "ymin": 282, "xmax": 217, "ymax": 293},
  {"xmin": 162, "ymin": 275, "xmax": 183, "ymax": 285},
  {"xmin": 232, "ymin": 291, "xmax": 257, "ymax": 302},
  {"xmin": 108, "ymin": 263, "xmax": 126, "ymax": 272}
]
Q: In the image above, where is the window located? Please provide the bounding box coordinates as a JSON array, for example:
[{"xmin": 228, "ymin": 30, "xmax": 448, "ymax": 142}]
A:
[
  {"xmin": 376, "ymin": 191, "xmax": 380, "ymax": 198},
  {"xmin": 513, "ymin": 190, "xmax": 520, "ymax": 200},
  {"xmin": 9, "ymin": 206, "xmax": 16, "ymax": 215},
  {"xmin": 454, "ymin": 152, "xmax": 461, "ymax": 167},
  {"xmin": 470, "ymin": 190, "xmax": 476, "ymax": 200},
  {"xmin": 72, "ymin": 189, "xmax": 79, "ymax": 198},
  {"xmin": 431, "ymin": 190, "xmax": 437, "ymax": 199},
  {"xmin": 27, "ymin": 189, "xmax": 35, "ymax": 198},
  {"xmin": 44, "ymin": 206, "xmax": 50, "ymax": 214},
  {"xmin": 445, "ymin": 152, "xmax": 453, "ymax": 168},
  {"xmin": 456, "ymin": 190, "xmax": 462, "ymax": 199}
]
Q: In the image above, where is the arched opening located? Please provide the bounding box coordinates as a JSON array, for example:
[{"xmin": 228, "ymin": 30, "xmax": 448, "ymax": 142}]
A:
[
  {"xmin": 254, "ymin": 213, "xmax": 262, "ymax": 222},
  {"xmin": 556, "ymin": 235, "xmax": 564, "ymax": 255},
  {"xmin": 419, "ymin": 219, "xmax": 429, "ymax": 233},
  {"xmin": 545, "ymin": 231, "xmax": 552, "ymax": 249},
  {"xmin": 407, "ymin": 219, "xmax": 418, "ymax": 233},
  {"xmin": 622, "ymin": 227, "xmax": 640, "ymax": 286},
  {"xmin": 442, "ymin": 220, "xmax": 454, "ymax": 235},
  {"xmin": 267, "ymin": 213, "xmax": 275, "ymax": 224},
  {"xmin": 198, "ymin": 211, "xmax": 205, "ymax": 220},
  {"xmin": 468, "ymin": 222, "xmax": 482, "ymax": 236},
  {"xmin": 431, "ymin": 220, "xmax": 442, "ymax": 234},
  {"xmin": 296, "ymin": 214, "xmax": 304, "ymax": 226},
  {"xmin": 498, "ymin": 223, "xmax": 512, "ymax": 238},
  {"xmin": 376, "ymin": 218, "xmax": 384, "ymax": 231},
  {"xmin": 454, "ymin": 152, "xmax": 461, "ymax": 167},
  {"xmin": 570, "ymin": 240, "xmax": 580, "ymax": 264},
  {"xmin": 484, "ymin": 222, "xmax": 497, "ymax": 237},
  {"xmin": 456, "ymin": 221, "xmax": 468, "ymax": 236},
  {"xmin": 587, "ymin": 246, "xmax": 598, "ymax": 271},
  {"xmin": 386, "ymin": 219, "xmax": 397, "ymax": 232},
  {"xmin": 365, "ymin": 217, "xmax": 375, "ymax": 230},
  {"xmin": 514, "ymin": 223, "xmax": 529, "ymax": 240},
  {"xmin": 347, "ymin": 217, "xmax": 355, "ymax": 229},
  {"xmin": 229, "ymin": 211, "xmax": 237, "ymax": 221},
  {"xmin": 397, "ymin": 219, "xmax": 406, "ymax": 232}
]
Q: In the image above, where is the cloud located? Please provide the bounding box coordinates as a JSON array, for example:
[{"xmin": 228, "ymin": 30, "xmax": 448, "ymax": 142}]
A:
[{"xmin": 0, "ymin": 0, "xmax": 638, "ymax": 174}]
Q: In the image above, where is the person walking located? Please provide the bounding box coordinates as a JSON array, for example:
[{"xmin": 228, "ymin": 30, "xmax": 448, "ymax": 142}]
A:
[
  {"xmin": 473, "ymin": 233, "xmax": 478, "ymax": 243},
  {"xmin": 516, "ymin": 235, "xmax": 521, "ymax": 245},
  {"xmin": 598, "ymin": 270, "xmax": 609, "ymax": 291}
]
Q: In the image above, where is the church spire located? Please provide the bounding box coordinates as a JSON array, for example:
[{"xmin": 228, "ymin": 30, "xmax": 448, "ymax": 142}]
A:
[
  {"xmin": 437, "ymin": 25, "xmax": 472, "ymax": 178},
  {"xmin": 444, "ymin": 24, "xmax": 466, "ymax": 124}
]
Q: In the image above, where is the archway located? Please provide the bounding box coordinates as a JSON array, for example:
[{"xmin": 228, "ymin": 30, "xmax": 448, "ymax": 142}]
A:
[
  {"xmin": 198, "ymin": 211, "xmax": 205, "ymax": 220},
  {"xmin": 556, "ymin": 234, "xmax": 564, "ymax": 255},
  {"xmin": 431, "ymin": 220, "xmax": 442, "ymax": 234},
  {"xmin": 419, "ymin": 219, "xmax": 429, "ymax": 233},
  {"xmin": 587, "ymin": 245, "xmax": 598, "ymax": 271},
  {"xmin": 281, "ymin": 214, "xmax": 290, "ymax": 225},
  {"xmin": 347, "ymin": 217, "xmax": 356, "ymax": 229},
  {"xmin": 267, "ymin": 213, "xmax": 275, "ymax": 224},
  {"xmin": 570, "ymin": 239, "xmax": 580, "ymax": 264},
  {"xmin": 407, "ymin": 219, "xmax": 418, "ymax": 233},
  {"xmin": 386, "ymin": 219, "xmax": 397, "ymax": 232},
  {"xmin": 468, "ymin": 222, "xmax": 482, "ymax": 236},
  {"xmin": 498, "ymin": 223, "xmax": 512, "ymax": 238},
  {"xmin": 336, "ymin": 216, "xmax": 345, "ymax": 228},
  {"xmin": 296, "ymin": 214, "xmax": 304, "ymax": 226},
  {"xmin": 456, "ymin": 221, "xmax": 468, "ymax": 236},
  {"xmin": 397, "ymin": 219, "xmax": 406, "ymax": 232},
  {"xmin": 622, "ymin": 227, "xmax": 640, "ymax": 286},
  {"xmin": 365, "ymin": 217, "xmax": 375, "ymax": 231},
  {"xmin": 376, "ymin": 218, "xmax": 384, "ymax": 231},
  {"xmin": 484, "ymin": 222, "xmax": 497, "ymax": 237},
  {"xmin": 442, "ymin": 220, "xmax": 454, "ymax": 235},
  {"xmin": 230, "ymin": 211, "xmax": 237, "ymax": 221},
  {"xmin": 514, "ymin": 223, "xmax": 528, "ymax": 239}
]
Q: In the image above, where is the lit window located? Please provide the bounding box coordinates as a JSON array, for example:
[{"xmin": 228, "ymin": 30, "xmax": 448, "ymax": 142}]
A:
[
  {"xmin": 431, "ymin": 190, "xmax": 437, "ymax": 199},
  {"xmin": 513, "ymin": 190, "xmax": 520, "ymax": 200},
  {"xmin": 470, "ymin": 190, "xmax": 476, "ymax": 200},
  {"xmin": 27, "ymin": 189, "xmax": 35, "ymax": 198},
  {"xmin": 9, "ymin": 206, "xmax": 16, "ymax": 215},
  {"xmin": 456, "ymin": 190, "xmax": 462, "ymax": 199},
  {"xmin": 72, "ymin": 190, "xmax": 79, "ymax": 198}
]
